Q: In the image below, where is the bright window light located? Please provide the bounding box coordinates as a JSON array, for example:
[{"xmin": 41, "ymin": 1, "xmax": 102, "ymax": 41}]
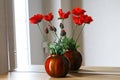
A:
[{"xmin": 14, "ymin": 0, "xmax": 30, "ymax": 67}]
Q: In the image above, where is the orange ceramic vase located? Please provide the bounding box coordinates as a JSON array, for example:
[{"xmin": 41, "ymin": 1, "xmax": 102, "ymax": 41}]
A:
[
  {"xmin": 45, "ymin": 54, "xmax": 70, "ymax": 77},
  {"xmin": 64, "ymin": 50, "xmax": 82, "ymax": 70}
]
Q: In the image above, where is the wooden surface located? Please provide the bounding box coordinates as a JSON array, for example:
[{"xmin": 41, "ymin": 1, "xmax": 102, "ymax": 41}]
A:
[{"xmin": 0, "ymin": 65, "xmax": 120, "ymax": 80}]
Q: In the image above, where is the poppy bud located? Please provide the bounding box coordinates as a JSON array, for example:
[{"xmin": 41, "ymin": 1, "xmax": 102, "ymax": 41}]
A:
[
  {"xmin": 44, "ymin": 27, "xmax": 49, "ymax": 34},
  {"xmin": 53, "ymin": 26, "xmax": 57, "ymax": 32},
  {"xmin": 60, "ymin": 23, "xmax": 64, "ymax": 29},
  {"xmin": 49, "ymin": 25, "xmax": 54, "ymax": 31},
  {"xmin": 60, "ymin": 29, "xmax": 66, "ymax": 36}
]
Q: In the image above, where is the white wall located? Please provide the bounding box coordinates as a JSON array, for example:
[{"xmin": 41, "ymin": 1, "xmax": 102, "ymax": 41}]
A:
[
  {"xmin": 81, "ymin": 0, "xmax": 120, "ymax": 66},
  {"xmin": 29, "ymin": 0, "xmax": 45, "ymax": 64}
]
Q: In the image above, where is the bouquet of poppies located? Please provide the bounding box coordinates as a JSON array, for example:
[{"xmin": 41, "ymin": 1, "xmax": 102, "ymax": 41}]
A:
[{"xmin": 29, "ymin": 7, "xmax": 93, "ymax": 55}]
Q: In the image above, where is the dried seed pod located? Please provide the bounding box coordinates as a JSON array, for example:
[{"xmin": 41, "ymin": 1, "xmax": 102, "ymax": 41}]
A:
[
  {"xmin": 53, "ymin": 26, "xmax": 57, "ymax": 32},
  {"xmin": 60, "ymin": 29, "xmax": 66, "ymax": 36},
  {"xmin": 60, "ymin": 23, "xmax": 64, "ymax": 29},
  {"xmin": 49, "ymin": 25, "xmax": 54, "ymax": 31},
  {"xmin": 44, "ymin": 27, "xmax": 49, "ymax": 34}
]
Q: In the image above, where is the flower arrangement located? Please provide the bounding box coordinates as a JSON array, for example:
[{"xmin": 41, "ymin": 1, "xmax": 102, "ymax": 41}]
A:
[
  {"xmin": 29, "ymin": 7, "xmax": 93, "ymax": 77},
  {"xmin": 29, "ymin": 7, "xmax": 93, "ymax": 55}
]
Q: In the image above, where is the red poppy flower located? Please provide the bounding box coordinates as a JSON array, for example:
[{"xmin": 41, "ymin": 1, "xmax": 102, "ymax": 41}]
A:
[
  {"xmin": 83, "ymin": 15, "xmax": 93, "ymax": 24},
  {"xmin": 72, "ymin": 16, "xmax": 84, "ymax": 25},
  {"xmin": 44, "ymin": 13, "xmax": 54, "ymax": 21},
  {"xmin": 29, "ymin": 14, "xmax": 43, "ymax": 24},
  {"xmin": 58, "ymin": 9, "xmax": 70, "ymax": 19},
  {"xmin": 72, "ymin": 7, "xmax": 86, "ymax": 16}
]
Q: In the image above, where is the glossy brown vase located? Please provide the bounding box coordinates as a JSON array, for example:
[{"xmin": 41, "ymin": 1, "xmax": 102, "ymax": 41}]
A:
[
  {"xmin": 64, "ymin": 50, "xmax": 82, "ymax": 70},
  {"xmin": 45, "ymin": 54, "xmax": 70, "ymax": 77}
]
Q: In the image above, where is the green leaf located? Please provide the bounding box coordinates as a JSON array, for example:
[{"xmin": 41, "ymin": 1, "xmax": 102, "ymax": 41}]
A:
[{"xmin": 76, "ymin": 45, "xmax": 80, "ymax": 49}]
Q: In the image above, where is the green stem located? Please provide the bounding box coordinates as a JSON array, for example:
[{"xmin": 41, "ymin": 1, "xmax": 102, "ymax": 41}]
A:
[
  {"xmin": 46, "ymin": 34, "xmax": 49, "ymax": 43},
  {"xmin": 72, "ymin": 24, "xmax": 77, "ymax": 39},
  {"xmin": 49, "ymin": 21, "xmax": 60, "ymax": 40},
  {"xmin": 49, "ymin": 21, "xmax": 52, "ymax": 26},
  {"xmin": 62, "ymin": 19, "xmax": 64, "ymax": 24},
  {"xmin": 54, "ymin": 32, "xmax": 59, "ymax": 40},
  {"xmin": 37, "ymin": 23, "xmax": 45, "ymax": 41},
  {"xmin": 75, "ymin": 23, "xmax": 85, "ymax": 43}
]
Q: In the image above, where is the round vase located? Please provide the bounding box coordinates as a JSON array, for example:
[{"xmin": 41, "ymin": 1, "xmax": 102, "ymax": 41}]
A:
[
  {"xmin": 45, "ymin": 54, "xmax": 70, "ymax": 77},
  {"xmin": 64, "ymin": 50, "xmax": 82, "ymax": 70}
]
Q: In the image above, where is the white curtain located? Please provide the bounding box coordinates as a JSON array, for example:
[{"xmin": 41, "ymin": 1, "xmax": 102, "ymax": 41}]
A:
[
  {"xmin": 5, "ymin": 0, "xmax": 17, "ymax": 71},
  {"xmin": 0, "ymin": 0, "xmax": 8, "ymax": 74},
  {"xmin": 0, "ymin": 0, "xmax": 16, "ymax": 74}
]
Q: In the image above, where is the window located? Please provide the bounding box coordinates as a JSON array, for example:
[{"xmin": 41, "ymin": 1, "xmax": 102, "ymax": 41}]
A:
[{"xmin": 14, "ymin": 0, "xmax": 30, "ymax": 67}]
